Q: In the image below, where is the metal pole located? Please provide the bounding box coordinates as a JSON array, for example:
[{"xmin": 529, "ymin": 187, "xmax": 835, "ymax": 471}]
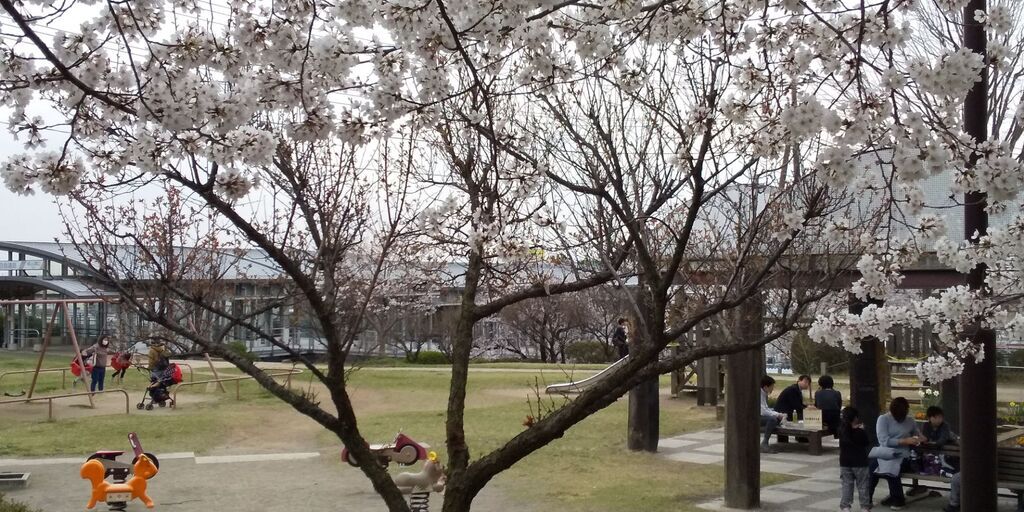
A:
[{"xmin": 960, "ymin": 0, "xmax": 996, "ymax": 507}]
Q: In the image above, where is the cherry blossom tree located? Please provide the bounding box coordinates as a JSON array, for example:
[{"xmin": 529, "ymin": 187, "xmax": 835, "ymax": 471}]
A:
[{"xmin": 3, "ymin": 0, "xmax": 1015, "ymax": 510}]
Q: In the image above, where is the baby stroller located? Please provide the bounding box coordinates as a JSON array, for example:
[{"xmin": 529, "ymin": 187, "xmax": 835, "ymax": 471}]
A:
[{"xmin": 137, "ymin": 358, "xmax": 181, "ymax": 410}]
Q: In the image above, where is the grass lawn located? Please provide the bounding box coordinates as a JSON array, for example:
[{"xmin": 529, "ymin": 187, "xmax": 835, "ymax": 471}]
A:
[{"xmin": 0, "ymin": 351, "xmax": 788, "ymax": 511}]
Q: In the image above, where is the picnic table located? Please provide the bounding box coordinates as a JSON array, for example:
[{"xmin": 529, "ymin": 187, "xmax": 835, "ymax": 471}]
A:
[{"xmin": 761, "ymin": 422, "xmax": 831, "ymax": 455}]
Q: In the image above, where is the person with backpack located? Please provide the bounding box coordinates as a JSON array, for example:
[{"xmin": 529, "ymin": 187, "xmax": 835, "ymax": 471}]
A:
[{"xmin": 147, "ymin": 341, "xmax": 170, "ymax": 370}]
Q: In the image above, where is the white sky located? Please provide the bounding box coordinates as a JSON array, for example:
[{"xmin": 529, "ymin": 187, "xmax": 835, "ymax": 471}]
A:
[{"xmin": 0, "ymin": 127, "xmax": 67, "ymax": 241}]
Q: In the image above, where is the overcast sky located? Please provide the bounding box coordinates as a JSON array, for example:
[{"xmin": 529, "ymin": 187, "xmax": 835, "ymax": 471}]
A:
[{"xmin": 0, "ymin": 127, "xmax": 67, "ymax": 242}]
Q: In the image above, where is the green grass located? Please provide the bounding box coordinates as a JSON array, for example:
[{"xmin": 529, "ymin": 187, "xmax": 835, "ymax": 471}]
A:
[
  {"xmin": 0, "ymin": 407, "xmax": 228, "ymax": 456},
  {"xmin": 0, "ymin": 493, "xmax": 41, "ymax": 512}
]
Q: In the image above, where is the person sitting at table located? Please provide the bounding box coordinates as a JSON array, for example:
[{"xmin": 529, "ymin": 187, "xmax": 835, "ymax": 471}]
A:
[
  {"xmin": 759, "ymin": 375, "xmax": 786, "ymax": 454},
  {"xmin": 922, "ymin": 406, "xmax": 958, "ymax": 448},
  {"xmin": 869, "ymin": 397, "xmax": 926, "ymax": 510},
  {"xmin": 774, "ymin": 374, "xmax": 811, "ymax": 442}
]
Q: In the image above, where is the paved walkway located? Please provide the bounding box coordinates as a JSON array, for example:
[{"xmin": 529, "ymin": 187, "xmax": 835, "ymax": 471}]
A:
[{"xmin": 656, "ymin": 427, "xmax": 1020, "ymax": 511}]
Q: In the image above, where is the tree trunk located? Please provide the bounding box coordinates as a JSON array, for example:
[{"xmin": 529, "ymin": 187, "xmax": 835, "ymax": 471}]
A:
[
  {"xmin": 724, "ymin": 348, "xmax": 761, "ymax": 508},
  {"xmin": 627, "ymin": 376, "xmax": 659, "ymax": 451},
  {"xmin": 627, "ymin": 282, "xmax": 660, "ymax": 452},
  {"xmin": 445, "ymin": 254, "xmax": 484, "ymax": 479},
  {"xmin": 723, "ymin": 298, "xmax": 763, "ymax": 509}
]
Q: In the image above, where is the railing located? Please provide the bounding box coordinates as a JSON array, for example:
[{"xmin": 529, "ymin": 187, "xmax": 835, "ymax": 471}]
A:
[
  {"xmin": 0, "ymin": 367, "xmax": 72, "ymax": 390},
  {"xmin": 11, "ymin": 329, "xmax": 40, "ymax": 340},
  {"xmin": 170, "ymin": 368, "xmax": 302, "ymax": 408},
  {"xmin": 0, "ymin": 389, "xmax": 130, "ymax": 421},
  {"xmin": 0, "ymin": 362, "xmax": 194, "ymax": 391}
]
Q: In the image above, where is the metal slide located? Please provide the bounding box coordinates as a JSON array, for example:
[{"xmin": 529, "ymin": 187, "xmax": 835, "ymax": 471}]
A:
[{"xmin": 544, "ymin": 356, "xmax": 628, "ymax": 395}]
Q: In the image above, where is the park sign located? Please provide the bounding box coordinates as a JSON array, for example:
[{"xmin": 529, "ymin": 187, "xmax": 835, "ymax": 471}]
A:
[{"xmin": 0, "ymin": 260, "xmax": 45, "ymax": 272}]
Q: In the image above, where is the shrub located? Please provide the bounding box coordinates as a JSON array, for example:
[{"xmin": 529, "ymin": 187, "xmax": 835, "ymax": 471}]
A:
[
  {"xmin": 565, "ymin": 341, "xmax": 613, "ymax": 364},
  {"xmin": 0, "ymin": 494, "xmax": 41, "ymax": 512},
  {"xmin": 789, "ymin": 331, "xmax": 849, "ymax": 375},
  {"xmin": 1007, "ymin": 349, "xmax": 1024, "ymax": 368},
  {"xmin": 411, "ymin": 351, "xmax": 448, "ymax": 364},
  {"xmin": 226, "ymin": 340, "xmax": 258, "ymax": 363}
]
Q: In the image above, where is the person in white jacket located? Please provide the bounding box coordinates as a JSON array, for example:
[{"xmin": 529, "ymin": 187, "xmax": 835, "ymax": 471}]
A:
[{"xmin": 760, "ymin": 375, "xmax": 786, "ymax": 453}]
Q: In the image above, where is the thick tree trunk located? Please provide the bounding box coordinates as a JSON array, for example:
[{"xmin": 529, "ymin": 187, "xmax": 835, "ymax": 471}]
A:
[
  {"xmin": 627, "ymin": 282, "xmax": 660, "ymax": 452},
  {"xmin": 627, "ymin": 376, "xmax": 659, "ymax": 451},
  {"xmin": 723, "ymin": 298, "xmax": 763, "ymax": 509},
  {"xmin": 724, "ymin": 348, "xmax": 761, "ymax": 509}
]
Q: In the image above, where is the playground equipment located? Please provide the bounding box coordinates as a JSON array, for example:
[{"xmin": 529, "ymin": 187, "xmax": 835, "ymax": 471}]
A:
[
  {"xmin": 395, "ymin": 451, "xmax": 446, "ymax": 512},
  {"xmin": 545, "ymin": 356, "xmax": 628, "ymax": 394},
  {"xmin": 82, "ymin": 455, "xmax": 157, "ymax": 510},
  {"xmin": 341, "ymin": 433, "xmax": 429, "ymax": 467},
  {"xmin": 81, "ymin": 433, "xmax": 159, "ymax": 510}
]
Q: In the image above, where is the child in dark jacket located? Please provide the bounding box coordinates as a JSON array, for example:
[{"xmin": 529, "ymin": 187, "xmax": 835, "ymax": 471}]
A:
[
  {"xmin": 922, "ymin": 406, "xmax": 958, "ymax": 447},
  {"xmin": 839, "ymin": 407, "xmax": 872, "ymax": 512},
  {"xmin": 814, "ymin": 374, "xmax": 843, "ymax": 437},
  {"xmin": 922, "ymin": 405, "xmax": 960, "ymax": 479}
]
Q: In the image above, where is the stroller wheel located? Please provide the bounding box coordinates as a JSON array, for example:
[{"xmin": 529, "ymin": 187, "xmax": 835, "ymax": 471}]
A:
[
  {"xmin": 145, "ymin": 403, "xmax": 154, "ymax": 410},
  {"xmin": 158, "ymin": 400, "xmax": 166, "ymax": 408},
  {"xmin": 131, "ymin": 452, "xmax": 160, "ymax": 476},
  {"xmin": 136, "ymin": 403, "xmax": 144, "ymax": 410}
]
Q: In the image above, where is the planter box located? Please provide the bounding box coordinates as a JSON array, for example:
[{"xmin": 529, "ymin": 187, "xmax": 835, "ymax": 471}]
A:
[{"xmin": 0, "ymin": 472, "xmax": 30, "ymax": 490}]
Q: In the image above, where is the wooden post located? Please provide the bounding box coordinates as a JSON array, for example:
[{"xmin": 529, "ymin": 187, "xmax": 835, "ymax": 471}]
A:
[
  {"xmin": 849, "ymin": 298, "xmax": 883, "ymax": 445},
  {"xmin": 204, "ymin": 353, "xmax": 227, "ymax": 393},
  {"xmin": 724, "ymin": 300, "xmax": 763, "ymax": 509},
  {"xmin": 941, "ymin": 377, "xmax": 960, "ymax": 433},
  {"xmin": 960, "ymin": 0, "xmax": 997, "ymax": 508},
  {"xmin": 670, "ymin": 344, "xmax": 683, "ymax": 398},
  {"xmin": 697, "ymin": 356, "xmax": 719, "ymax": 406},
  {"xmin": 63, "ymin": 303, "xmax": 93, "ymax": 407},
  {"xmin": 27, "ymin": 305, "xmax": 60, "ymax": 399}
]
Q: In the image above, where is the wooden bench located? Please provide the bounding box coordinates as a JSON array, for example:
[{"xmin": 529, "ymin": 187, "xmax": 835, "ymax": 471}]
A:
[
  {"xmin": 901, "ymin": 445, "xmax": 1024, "ymax": 508},
  {"xmin": 761, "ymin": 425, "xmax": 830, "ymax": 455}
]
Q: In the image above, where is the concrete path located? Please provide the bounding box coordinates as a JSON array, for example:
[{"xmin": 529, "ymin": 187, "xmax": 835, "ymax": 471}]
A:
[{"xmin": 656, "ymin": 427, "xmax": 1020, "ymax": 511}]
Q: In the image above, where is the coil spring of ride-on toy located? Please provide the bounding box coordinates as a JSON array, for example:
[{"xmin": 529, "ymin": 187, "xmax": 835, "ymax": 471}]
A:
[{"xmin": 409, "ymin": 491, "xmax": 430, "ymax": 512}]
